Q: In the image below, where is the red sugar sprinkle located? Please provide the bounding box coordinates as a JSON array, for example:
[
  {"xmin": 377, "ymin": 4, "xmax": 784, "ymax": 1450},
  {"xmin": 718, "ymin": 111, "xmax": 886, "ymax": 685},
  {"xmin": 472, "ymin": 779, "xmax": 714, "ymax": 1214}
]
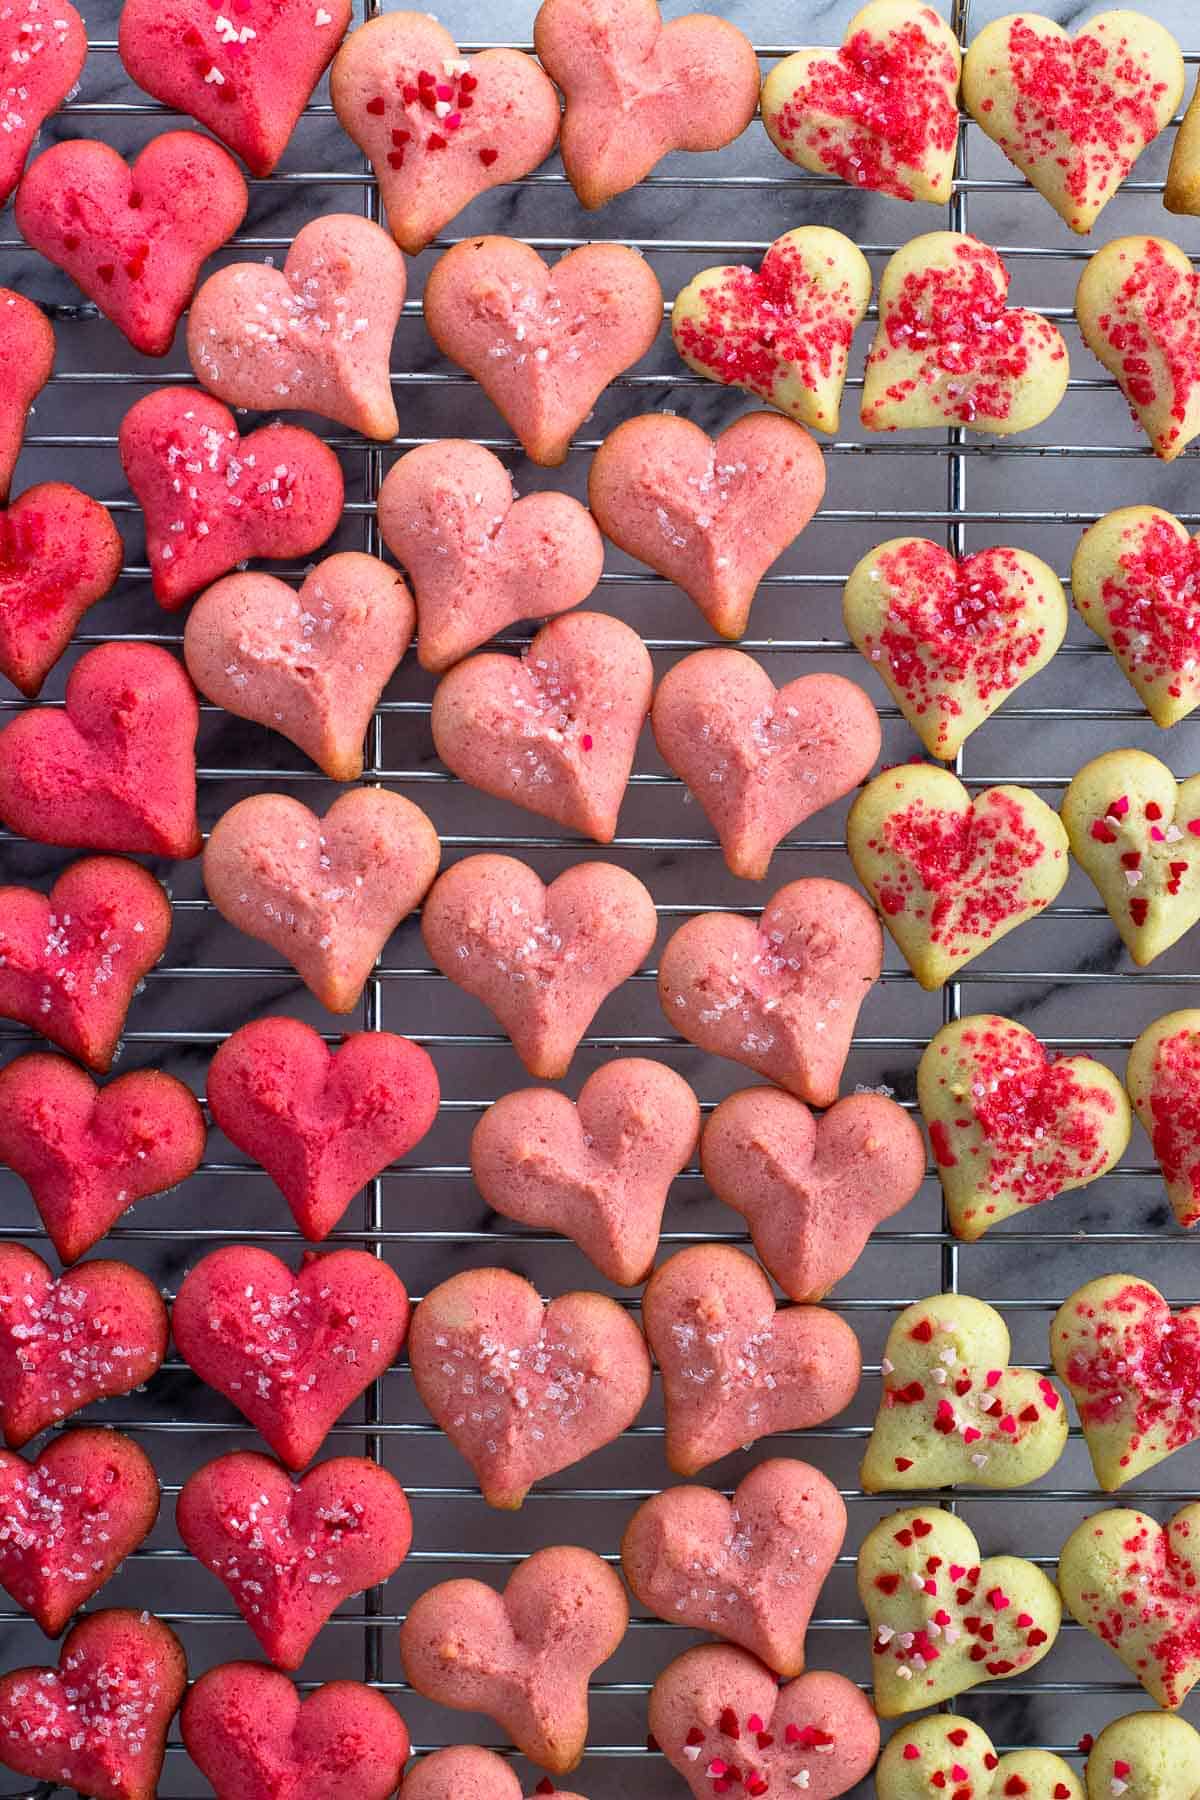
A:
[
  {"xmin": 719, "ymin": 1707, "xmax": 740, "ymax": 1739},
  {"xmin": 581, "ymin": 733, "xmax": 594, "ymax": 750},
  {"xmin": 911, "ymin": 1319, "xmax": 934, "ymax": 1342},
  {"xmin": 479, "ymin": 147, "xmax": 499, "ymax": 167},
  {"xmin": 427, "ymin": 132, "xmax": 447, "ymax": 151},
  {"xmin": 904, "ymin": 1745, "xmax": 922, "ymax": 1761},
  {"xmin": 1114, "ymin": 1764, "xmax": 1131, "ymax": 1780},
  {"xmin": 366, "ymin": 96, "xmax": 385, "ymax": 115},
  {"xmin": 1055, "ymin": 1787, "xmax": 1072, "ymax": 1799},
  {"xmin": 747, "ymin": 1715, "xmax": 764, "ymax": 1734},
  {"xmin": 895, "ymin": 1456, "xmax": 914, "ymax": 1470},
  {"xmin": 1079, "ymin": 1737, "xmax": 1095, "ymax": 1755}
]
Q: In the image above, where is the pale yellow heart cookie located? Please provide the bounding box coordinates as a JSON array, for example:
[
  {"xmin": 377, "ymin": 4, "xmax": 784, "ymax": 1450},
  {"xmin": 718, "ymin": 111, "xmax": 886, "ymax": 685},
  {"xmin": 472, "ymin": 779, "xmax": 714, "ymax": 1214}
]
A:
[
  {"xmin": 1060, "ymin": 1503, "xmax": 1200, "ymax": 1708},
  {"xmin": 878, "ymin": 1715, "xmax": 1083, "ymax": 1800},
  {"xmin": 1127, "ymin": 1011, "xmax": 1200, "ymax": 1229},
  {"xmin": 1072, "ymin": 506, "xmax": 1200, "ymax": 728},
  {"xmin": 1085, "ymin": 1713, "xmax": 1200, "ymax": 1800},
  {"xmin": 1076, "ymin": 237, "xmax": 1200, "ymax": 461},
  {"xmin": 1062, "ymin": 749, "xmax": 1200, "ymax": 965}
]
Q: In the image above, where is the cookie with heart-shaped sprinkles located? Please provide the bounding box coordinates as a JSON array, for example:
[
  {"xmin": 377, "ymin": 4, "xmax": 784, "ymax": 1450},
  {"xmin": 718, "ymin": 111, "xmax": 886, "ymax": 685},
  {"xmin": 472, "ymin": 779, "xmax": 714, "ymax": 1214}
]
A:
[
  {"xmin": 1127, "ymin": 1011, "xmax": 1200, "ymax": 1229},
  {"xmin": 1062, "ymin": 749, "xmax": 1200, "ymax": 965},
  {"xmin": 1072, "ymin": 507, "xmax": 1200, "ymax": 728},
  {"xmin": 877, "ymin": 1714, "xmax": 1083, "ymax": 1800},
  {"xmin": 1060, "ymin": 1502, "xmax": 1200, "ymax": 1708},
  {"xmin": 1076, "ymin": 237, "xmax": 1200, "ymax": 460},
  {"xmin": 1085, "ymin": 1713, "xmax": 1200, "ymax": 1800}
]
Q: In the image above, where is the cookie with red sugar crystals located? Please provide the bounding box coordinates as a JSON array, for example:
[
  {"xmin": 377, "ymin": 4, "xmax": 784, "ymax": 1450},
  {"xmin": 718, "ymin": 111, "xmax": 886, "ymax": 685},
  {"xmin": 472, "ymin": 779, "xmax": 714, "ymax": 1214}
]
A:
[
  {"xmin": 0, "ymin": 484, "xmax": 124, "ymax": 699},
  {"xmin": 399, "ymin": 1545, "xmax": 627, "ymax": 1774},
  {"xmin": 119, "ymin": 389, "xmax": 344, "ymax": 611},
  {"xmin": 1062, "ymin": 749, "xmax": 1200, "ymax": 965},
  {"xmin": 761, "ymin": 0, "xmax": 961, "ymax": 204},
  {"xmin": 534, "ymin": 0, "xmax": 759, "ymax": 210},
  {"xmin": 587, "ymin": 412, "xmax": 826, "ymax": 641},
  {"xmin": 0, "ymin": 1608, "xmax": 186, "ymax": 1800},
  {"xmin": 401, "ymin": 1746, "xmax": 587, "ymax": 1800},
  {"xmin": 0, "ymin": 1245, "xmax": 169, "ymax": 1449},
  {"xmin": 432, "ymin": 612, "xmax": 652, "ymax": 844},
  {"xmin": 1072, "ymin": 506, "xmax": 1200, "ymax": 727},
  {"xmin": 178, "ymin": 1451, "xmax": 412, "ymax": 1670},
  {"xmin": 15, "ymin": 133, "xmax": 248, "ymax": 359},
  {"xmin": 0, "ymin": 1429, "xmax": 159, "ymax": 1636},
  {"xmin": 0, "ymin": 642, "xmax": 201, "ymax": 857},
  {"xmin": 878, "ymin": 1712, "xmax": 1082, "ymax": 1800},
  {"xmin": 118, "ymin": 0, "xmax": 351, "ymax": 179},
  {"xmin": 0, "ymin": 1, "xmax": 85, "ymax": 209},
  {"xmin": 331, "ymin": 12, "xmax": 560, "ymax": 255},
  {"xmin": 206, "ymin": 1017, "xmax": 439, "ymax": 1240},
  {"xmin": 173, "ymin": 1246, "xmax": 408, "ymax": 1468},
  {"xmin": 0, "ymin": 1053, "xmax": 205, "ymax": 1265},
  {"xmin": 1086, "ymin": 1715, "xmax": 1200, "ymax": 1800},
  {"xmin": 1127, "ymin": 1011, "xmax": 1200, "ymax": 1229},
  {"xmin": 378, "ymin": 439, "xmax": 604, "ymax": 673},
  {"xmin": 423, "ymin": 236, "xmax": 663, "ymax": 467},
  {"xmin": 919, "ymin": 1014, "xmax": 1131, "ymax": 1241},
  {"xmin": 409, "ymin": 1267, "xmax": 651, "ymax": 1507},
  {"xmin": 651, "ymin": 650, "xmax": 881, "ymax": 880},
  {"xmin": 1077, "ymin": 236, "xmax": 1200, "ymax": 460},
  {"xmin": 183, "ymin": 1663, "xmax": 411, "ymax": 1800},
  {"xmin": 1061, "ymin": 1503, "xmax": 1200, "ymax": 1709},
  {"xmin": 0, "ymin": 291, "xmax": 54, "ymax": 505}
]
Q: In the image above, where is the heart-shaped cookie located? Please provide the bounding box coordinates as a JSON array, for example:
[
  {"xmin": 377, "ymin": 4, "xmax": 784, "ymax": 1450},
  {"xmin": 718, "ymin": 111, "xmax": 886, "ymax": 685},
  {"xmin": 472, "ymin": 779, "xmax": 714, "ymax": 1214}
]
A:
[
  {"xmin": 1168, "ymin": 76, "xmax": 1200, "ymax": 215},
  {"xmin": 378, "ymin": 439, "xmax": 605, "ymax": 673},
  {"xmin": 863, "ymin": 233, "xmax": 1069, "ymax": 435},
  {"xmin": 651, "ymin": 651, "xmax": 881, "ymax": 879},
  {"xmin": 963, "ymin": 15, "xmax": 1183, "ymax": 235},
  {"xmin": 119, "ymin": 389, "xmax": 345, "ymax": 611},
  {"xmin": 1077, "ymin": 237, "xmax": 1200, "ymax": 460},
  {"xmin": 642, "ymin": 1244, "xmax": 862, "ymax": 1476},
  {"xmin": 0, "ymin": 1053, "xmax": 206, "ymax": 1265},
  {"xmin": 844, "ymin": 538, "xmax": 1068, "ymax": 759},
  {"xmin": 918, "ymin": 1015, "xmax": 1131, "ymax": 1241},
  {"xmin": 671, "ymin": 228, "xmax": 872, "ymax": 434},
  {"xmin": 401, "ymin": 1746, "xmax": 587, "ymax": 1800},
  {"xmin": 658, "ymin": 876, "xmax": 883, "ymax": 1107},
  {"xmin": 861, "ymin": 1292, "xmax": 1068, "ymax": 1491},
  {"xmin": 0, "ymin": 484, "xmax": 124, "ymax": 699},
  {"xmin": 848, "ymin": 764, "xmax": 1069, "ymax": 989},
  {"xmin": 0, "ymin": 1245, "xmax": 169, "ymax": 1448},
  {"xmin": 203, "ymin": 788, "xmax": 440, "ymax": 1012},
  {"xmin": 206, "ymin": 1017, "xmax": 440, "ymax": 1240},
  {"xmin": 701, "ymin": 1086, "xmax": 925, "ymax": 1301},
  {"xmin": 331, "ymin": 12, "xmax": 561, "ymax": 254},
  {"xmin": 15, "ymin": 133, "xmax": 249, "ymax": 358},
  {"xmin": 1086, "ymin": 1714, "xmax": 1200, "ymax": 1800},
  {"xmin": 859, "ymin": 1506, "xmax": 1062, "ymax": 1715},
  {"xmin": 0, "ymin": 291, "xmax": 55, "ymax": 505},
  {"xmin": 432, "ymin": 611, "xmax": 652, "ymax": 844},
  {"xmin": 471, "ymin": 1058, "xmax": 700, "ymax": 1286},
  {"xmin": 1127, "ymin": 1010, "xmax": 1200, "ymax": 1228},
  {"xmin": 649, "ymin": 1642, "xmax": 881, "ymax": 1800},
  {"xmin": 409, "ymin": 1267, "xmax": 652, "ymax": 1507},
  {"xmin": 1062, "ymin": 749, "xmax": 1200, "ymax": 964},
  {"xmin": 588, "ymin": 412, "xmax": 826, "ymax": 641},
  {"xmin": 0, "ymin": 2, "xmax": 85, "ymax": 209},
  {"xmin": 0, "ymin": 1429, "xmax": 159, "ymax": 1636},
  {"xmin": 878, "ymin": 1714, "xmax": 1083, "ymax": 1800},
  {"xmin": 761, "ymin": 0, "xmax": 961, "ymax": 202},
  {"xmin": 1052, "ymin": 1275, "xmax": 1200, "ymax": 1489},
  {"xmin": 399, "ymin": 1544, "xmax": 628, "ymax": 1774},
  {"xmin": 423, "ymin": 236, "xmax": 663, "ymax": 467},
  {"xmin": 177, "ymin": 1451, "xmax": 412, "ymax": 1670},
  {"xmin": 1061, "ymin": 1503, "xmax": 1200, "ymax": 1708},
  {"xmin": 0, "ymin": 1608, "xmax": 186, "ymax": 1800},
  {"xmin": 1072, "ymin": 506, "xmax": 1200, "ymax": 728},
  {"xmin": 189, "ymin": 214, "xmax": 405, "ymax": 439},
  {"xmin": 622, "ymin": 1458, "xmax": 846, "ymax": 1676},
  {"xmin": 422, "ymin": 854, "xmax": 658, "ymax": 1080}
]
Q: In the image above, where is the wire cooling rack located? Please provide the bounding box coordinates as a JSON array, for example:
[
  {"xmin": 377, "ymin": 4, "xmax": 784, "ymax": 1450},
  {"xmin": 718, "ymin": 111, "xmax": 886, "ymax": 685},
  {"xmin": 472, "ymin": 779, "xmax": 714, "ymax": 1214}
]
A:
[{"xmin": 4, "ymin": 0, "xmax": 1200, "ymax": 1793}]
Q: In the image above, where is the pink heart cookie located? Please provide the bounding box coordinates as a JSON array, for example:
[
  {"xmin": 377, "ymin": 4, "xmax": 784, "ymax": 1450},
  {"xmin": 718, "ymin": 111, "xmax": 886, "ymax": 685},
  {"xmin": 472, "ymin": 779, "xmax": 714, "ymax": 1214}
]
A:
[
  {"xmin": 173, "ymin": 1246, "xmax": 409, "ymax": 1468},
  {"xmin": 189, "ymin": 214, "xmax": 405, "ymax": 440},
  {"xmin": 658, "ymin": 877, "xmax": 883, "ymax": 1107},
  {"xmin": 203, "ymin": 788, "xmax": 439, "ymax": 1012},
  {"xmin": 652, "ymin": 650, "xmax": 881, "ymax": 879},
  {"xmin": 177, "ymin": 1451, "xmax": 412, "ymax": 1670},
  {"xmin": 119, "ymin": 389, "xmax": 345, "ymax": 611},
  {"xmin": 588, "ymin": 412, "xmax": 826, "ymax": 639},
  {"xmin": 377, "ymin": 439, "xmax": 604, "ymax": 673},
  {"xmin": 0, "ymin": 291, "xmax": 55, "ymax": 504},
  {"xmin": 642, "ymin": 1244, "xmax": 862, "ymax": 1475},
  {"xmin": 422, "ymin": 854, "xmax": 658, "ymax": 1079},
  {"xmin": 470, "ymin": 1058, "xmax": 701, "ymax": 1285},
  {"xmin": 431, "ymin": 611, "xmax": 653, "ymax": 843},
  {"xmin": 701, "ymin": 1086, "xmax": 926, "ymax": 1302},
  {"xmin": 331, "ymin": 12, "xmax": 561, "ymax": 255},
  {"xmin": 0, "ymin": 1245, "xmax": 169, "ymax": 1448},
  {"xmin": 0, "ymin": 484, "xmax": 124, "ymax": 698},
  {"xmin": 423, "ymin": 236, "xmax": 663, "ymax": 467},
  {"xmin": 399, "ymin": 1544, "xmax": 628, "ymax": 1774},
  {"xmin": 534, "ymin": 0, "xmax": 760, "ymax": 209},
  {"xmin": 400, "ymin": 1746, "xmax": 587, "ymax": 1800},
  {"xmin": 15, "ymin": 133, "xmax": 249, "ymax": 358},
  {"xmin": 185, "ymin": 553, "xmax": 414, "ymax": 781},
  {"xmin": 0, "ymin": 1, "xmax": 86, "ymax": 209}
]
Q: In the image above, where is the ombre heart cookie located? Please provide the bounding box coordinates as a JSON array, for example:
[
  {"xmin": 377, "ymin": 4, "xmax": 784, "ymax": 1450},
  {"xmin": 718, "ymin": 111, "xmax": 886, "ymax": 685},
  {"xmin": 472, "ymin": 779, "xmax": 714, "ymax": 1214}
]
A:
[
  {"xmin": 1077, "ymin": 237, "xmax": 1200, "ymax": 460},
  {"xmin": 401, "ymin": 1747, "xmax": 587, "ymax": 1800},
  {"xmin": 1072, "ymin": 507, "xmax": 1200, "ymax": 727},
  {"xmin": 0, "ymin": 2, "xmax": 85, "ymax": 209},
  {"xmin": 1127, "ymin": 1011, "xmax": 1200, "ymax": 1228},
  {"xmin": 1086, "ymin": 1716, "xmax": 1200, "ymax": 1800},
  {"xmin": 0, "ymin": 485, "xmax": 124, "ymax": 699},
  {"xmin": 878, "ymin": 1715, "xmax": 1083, "ymax": 1800},
  {"xmin": 844, "ymin": 537, "xmax": 1067, "ymax": 760},
  {"xmin": 1062, "ymin": 750, "xmax": 1200, "ymax": 964},
  {"xmin": 1060, "ymin": 1503, "xmax": 1200, "ymax": 1708},
  {"xmin": 0, "ymin": 292, "xmax": 55, "ymax": 505}
]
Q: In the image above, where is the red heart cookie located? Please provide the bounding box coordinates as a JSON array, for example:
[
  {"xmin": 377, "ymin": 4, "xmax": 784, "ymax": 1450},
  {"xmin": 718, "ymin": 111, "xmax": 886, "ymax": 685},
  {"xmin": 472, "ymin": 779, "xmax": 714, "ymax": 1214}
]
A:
[
  {"xmin": 15, "ymin": 133, "xmax": 249, "ymax": 358},
  {"xmin": 643, "ymin": 1244, "xmax": 862, "ymax": 1476},
  {"xmin": 0, "ymin": 642, "xmax": 201, "ymax": 857},
  {"xmin": 658, "ymin": 876, "xmax": 883, "ymax": 1108},
  {"xmin": 1076, "ymin": 237, "xmax": 1200, "ymax": 460},
  {"xmin": 0, "ymin": 1428, "xmax": 159, "ymax": 1635},
  {"xmin": 0, "ymin": 1245, "xmax": 169, "ymax": 1448},
  {"xmin": 0, "ymin": 291, "xmax": 54, "ymax": 505},
  {"xmin": 0, "ymin": 1608, "xmax": 186, "ymax": 1800},
  {"xmin": 0, "ymin": 484, "xmax": 124, "ymax": 698},
  {"xmin": 0, "ymin": 1053, "xmax": 205, "ymax": 1265},
  {"xmin": 173, "ymin": 1246, "xmax": 408, "ymax": 1468},
  {"xmin": 119, "ymin": 389, "xmax": 345, "ymax": 611},
  {"xmin": 0, "ymin": 0, "xmax": 85, "ymax": 208},
  {"xmin": 423, "ymin": 236, "xmax": 663, "ymax": 466},
  {"xmin": 401, "ymin": 1746, "xmax": 587, "ymax": 1800},
  {"xmin": 377, "ymin": 438, "xmax": 604, "ymax": 673},
  {"xmin": 118, "ymin": 0, "xmax": 351, "ymax": 178},
  {"xmin": 206, "ymin": 1017, "xmax": 439, "ymax": 1240},
  {"xmin": 431, "ymin": 611, "xmax": 653, "ymax": 844},
  {"xmin": 701, "ymin": 1086, "xmax": 926, "ymax": 1302},
  {"xmin": 177, "ymin": 1451, "xmax": 412, "ymax": 1669},
  {"xmin": 331, "ymin": 12, "xmax": 561, "ymax": 255}
]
